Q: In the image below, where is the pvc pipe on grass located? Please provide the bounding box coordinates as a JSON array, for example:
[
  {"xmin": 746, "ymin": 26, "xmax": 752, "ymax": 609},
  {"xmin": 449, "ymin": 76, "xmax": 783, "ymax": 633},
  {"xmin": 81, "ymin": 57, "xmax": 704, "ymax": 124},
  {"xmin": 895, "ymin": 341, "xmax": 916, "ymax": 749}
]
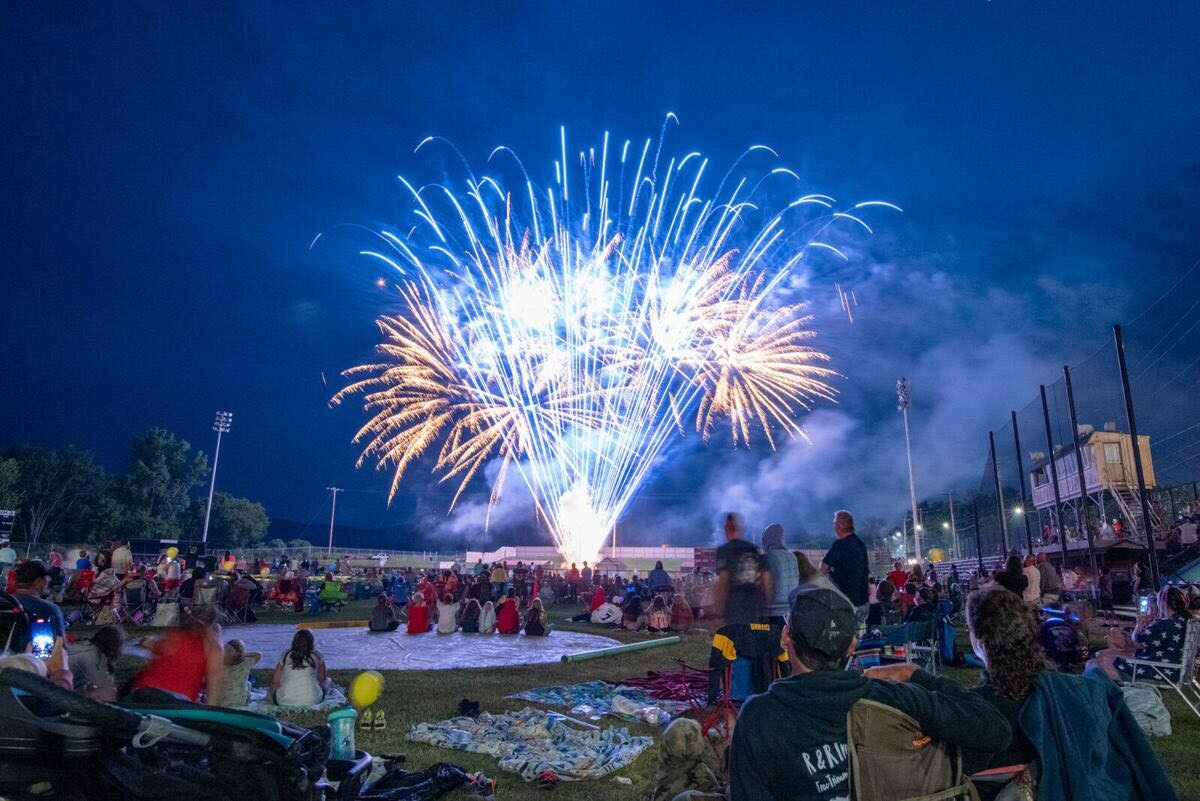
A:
[{"xmin": 560, "ymin": 636, "xmax": 681, "ymax": 663}]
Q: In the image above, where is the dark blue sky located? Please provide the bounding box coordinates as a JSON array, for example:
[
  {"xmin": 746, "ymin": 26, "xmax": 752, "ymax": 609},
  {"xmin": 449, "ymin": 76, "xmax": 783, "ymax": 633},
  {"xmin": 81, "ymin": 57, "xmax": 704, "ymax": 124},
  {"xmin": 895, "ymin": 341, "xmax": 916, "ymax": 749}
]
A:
[{"xmin": 4, "ymin": 3, "xmax": 1200, "ymax": 545}]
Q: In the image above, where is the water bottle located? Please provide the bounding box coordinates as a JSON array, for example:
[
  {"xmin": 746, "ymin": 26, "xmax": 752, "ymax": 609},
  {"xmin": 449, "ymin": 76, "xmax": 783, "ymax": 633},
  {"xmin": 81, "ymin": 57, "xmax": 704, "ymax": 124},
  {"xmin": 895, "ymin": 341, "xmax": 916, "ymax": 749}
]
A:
[{"xmin": 327, "ymin": 707, "xmax": 358, "ymax": 761}]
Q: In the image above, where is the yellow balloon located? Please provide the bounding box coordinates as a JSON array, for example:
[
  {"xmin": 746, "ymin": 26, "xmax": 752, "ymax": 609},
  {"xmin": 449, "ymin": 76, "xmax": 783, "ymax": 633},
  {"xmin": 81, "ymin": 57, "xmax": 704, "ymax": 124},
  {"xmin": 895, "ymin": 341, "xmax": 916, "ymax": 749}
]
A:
[
  {"xmin": 348, "ymin": 670, "xmax": 384, "ymax": 711},
  {"xmin": 166, "ymin": 546, "xmax": 179, "ymax": 559}
]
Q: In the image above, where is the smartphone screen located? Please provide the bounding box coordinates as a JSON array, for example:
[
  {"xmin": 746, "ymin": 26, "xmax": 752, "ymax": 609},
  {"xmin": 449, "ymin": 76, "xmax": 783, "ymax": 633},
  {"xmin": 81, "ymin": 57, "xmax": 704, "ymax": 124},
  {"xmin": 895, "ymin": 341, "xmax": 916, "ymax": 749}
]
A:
[
  {"xmin": 29, "ymin": 617, "xmax": 54, "ymax": 659},
  {"xmin": 1138, "ymin": 595, "xmax": 1151, "ymax": 615}
]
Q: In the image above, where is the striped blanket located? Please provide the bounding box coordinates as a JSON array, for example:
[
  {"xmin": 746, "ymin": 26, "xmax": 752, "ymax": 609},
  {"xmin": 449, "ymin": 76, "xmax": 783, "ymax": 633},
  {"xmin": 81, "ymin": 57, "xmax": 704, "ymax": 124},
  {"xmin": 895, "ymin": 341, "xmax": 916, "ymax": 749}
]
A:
[{"xmin": 407, "ymin": 707, "xmax": 653, "ymax": 781}]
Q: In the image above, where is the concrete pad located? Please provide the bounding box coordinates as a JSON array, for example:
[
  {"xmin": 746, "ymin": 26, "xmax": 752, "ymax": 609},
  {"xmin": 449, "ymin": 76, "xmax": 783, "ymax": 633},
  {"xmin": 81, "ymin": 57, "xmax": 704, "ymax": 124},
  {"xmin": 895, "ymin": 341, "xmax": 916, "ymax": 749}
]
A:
[{"xmin": 133, "ymin": 623, "xmax": 622, "ymax": 670}]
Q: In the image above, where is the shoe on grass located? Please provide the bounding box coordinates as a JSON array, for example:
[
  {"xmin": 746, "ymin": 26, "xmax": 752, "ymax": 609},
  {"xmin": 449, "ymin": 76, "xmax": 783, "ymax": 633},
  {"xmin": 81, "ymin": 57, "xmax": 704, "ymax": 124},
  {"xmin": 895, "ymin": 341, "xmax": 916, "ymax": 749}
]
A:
[
  {"xmin": 372, "ymin": 709, "xmax": 387, "ymax": 730},
  {"xmin": 358, "ymin": 708, "xmax": 374, "ymax": 730}
]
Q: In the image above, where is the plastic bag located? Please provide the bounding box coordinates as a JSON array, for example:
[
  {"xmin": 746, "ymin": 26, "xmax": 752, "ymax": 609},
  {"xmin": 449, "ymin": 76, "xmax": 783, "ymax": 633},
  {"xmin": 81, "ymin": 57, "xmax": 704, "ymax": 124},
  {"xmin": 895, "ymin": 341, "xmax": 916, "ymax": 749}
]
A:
[
  {"xmin": 359, "ymin": 762, "xmax": 494, "ymax": 801},
  {"xmin": 1122, "ymin": 685, "xmax": 1172, "ymax": 737}
]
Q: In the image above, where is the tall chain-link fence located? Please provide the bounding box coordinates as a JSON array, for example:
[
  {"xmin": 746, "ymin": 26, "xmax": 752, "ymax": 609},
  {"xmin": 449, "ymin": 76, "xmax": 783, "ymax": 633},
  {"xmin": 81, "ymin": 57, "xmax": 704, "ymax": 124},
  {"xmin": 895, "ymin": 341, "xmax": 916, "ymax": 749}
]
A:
[{"xmin": 968, "ymin": 268, "xmax": 1200, "ymax": 588}]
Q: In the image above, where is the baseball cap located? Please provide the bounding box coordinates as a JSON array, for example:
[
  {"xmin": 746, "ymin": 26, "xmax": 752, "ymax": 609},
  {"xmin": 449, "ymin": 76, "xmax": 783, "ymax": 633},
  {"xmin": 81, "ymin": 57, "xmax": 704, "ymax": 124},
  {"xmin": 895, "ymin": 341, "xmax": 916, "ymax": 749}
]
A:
[
  {"xmin": 787, "ymin": 585, "xmax": 857, "ymax": 658},
  {"xmin": 14, "ymin": 560, "xmax": 50, "ymax": 586}
]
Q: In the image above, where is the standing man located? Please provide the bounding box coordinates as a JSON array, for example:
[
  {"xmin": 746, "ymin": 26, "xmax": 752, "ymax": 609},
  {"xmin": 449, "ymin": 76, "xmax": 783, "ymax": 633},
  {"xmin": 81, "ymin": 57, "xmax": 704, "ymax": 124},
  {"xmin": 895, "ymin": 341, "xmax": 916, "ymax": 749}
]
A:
[
  {"xmin": 111, "ymin": 539, "xmax": 133, "ymax": 578},
  {"xmin": 821, "ymin": 510, "xmax": 869, "ymax": 631},
  {"xmin": 580, "ymin": 560, "xmax": 593, "ymax": 590},
  {"xmin": 715, "ymin": 513, "xmax": 768, "ymax": 625},
  {"xmin": 567, "ymin": 562, "xmax": 581, "ymax": 602},
  {"xmin": 1036, "ymin": 552, "xmax": 1061, "ymax": 606}
]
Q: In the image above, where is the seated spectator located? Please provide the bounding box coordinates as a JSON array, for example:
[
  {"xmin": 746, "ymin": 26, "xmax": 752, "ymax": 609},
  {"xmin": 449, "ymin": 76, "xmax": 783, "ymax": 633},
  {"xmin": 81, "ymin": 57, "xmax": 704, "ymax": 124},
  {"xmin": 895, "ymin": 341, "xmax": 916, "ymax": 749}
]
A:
[
  {"xmin": 11, "ymin": 561, "xmax": 69, "ymax": 687},
  {"xmin": 904, "ymin": 586, "xmax": 940, "ymax": 624},
  {"xmin": 460, "ymin": 598, "xmax": 482, "ymax": 633},
  {"xmin": 270, "ymin": 630, "xmax": 330, "ymax": 707},
  {"xmin": 69, "ymin": 625, "xmax": 124, "ymax": 702},
  {"xmin": 875, "ymin": 579, "xmax": 902, "ymax": 625},
  {"xmin": 728, "ymin": 586, "xmax": 1011, "ymax": 801},
  {"xmin": 964, "ymin": 587, "xmax": 1177, "ymax": 801},
  {"xmin": 179, "ymin": 567, "xmax": 206, "ymax": 602},
  {"xmin": 436, "ymin": 594, "xmax": 459, "ymax": 634},
  {"xmin": 647, "ymin": 594, "xmax": 671, "ymax": 632},
  {"xmin": 670, "ymin": 594, "xmax": 695, "ymax": 631},
  {"xmin": 406, "ymin": 592, "xmax": 430, "ymax": 634},
  {"xmin": 218, "ymin": 638, "xmax": 262, "ymax": 706},
  {"xmin": 478, "ymin": 600, "xmax": 497, "ymax": 634},
  {"xmin": 886, "ymin": 559, "xmax": 909, "ymax": 592},
  {"xmin": 87, "ymin": 566, "xmax": 122, "ymax": 612},
  {"xmin": 591, "ymin": 596, "xmax": 623, "ymax": 626},
  {"xmin": 368, "ymin": 593, "xmax": 401, "ymax": 632},
  {"xmin": 524, "ymin": 597, "xmax": 548, "ymax": 636},
  {"xmin": 622, "ymin": 595, "xmax": 647, "ymax": 631},
  {"xmin": 995, "ymin": 555, "xmax": 1028, "ymax": 598},
  {"xmin": 1021, "ymin": 555, "xmax": 1041, "ymax": 605},
  {"xmin": 75, "ymin": 549, "xmax": 92, "ymax": 571},
  {"xmin": 130, "ymin": 607, "xmax": 225, "ymax": 705},
  {"xmin": 1092, "ymin": 585, "xmax": 1195, "ymax": 683},
  {"xmin": 496, "ymin": 590, "xmax": 521, "ymax": 634}
]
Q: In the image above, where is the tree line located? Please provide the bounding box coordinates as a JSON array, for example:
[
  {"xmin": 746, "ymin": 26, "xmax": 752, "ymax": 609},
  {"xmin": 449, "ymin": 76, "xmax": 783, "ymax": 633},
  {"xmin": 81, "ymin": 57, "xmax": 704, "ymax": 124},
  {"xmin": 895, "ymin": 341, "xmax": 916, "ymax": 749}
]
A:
[{"xmin": 0, "ymin": 427, "xmax": 274, "ymax": 551}]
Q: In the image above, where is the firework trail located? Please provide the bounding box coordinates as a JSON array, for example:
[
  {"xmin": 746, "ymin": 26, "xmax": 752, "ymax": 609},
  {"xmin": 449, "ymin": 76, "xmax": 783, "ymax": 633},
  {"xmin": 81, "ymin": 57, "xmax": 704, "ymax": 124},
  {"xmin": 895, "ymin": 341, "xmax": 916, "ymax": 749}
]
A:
[{"xmin": 332, "ymin": 120, "xmax": 897, "ymax": 563}]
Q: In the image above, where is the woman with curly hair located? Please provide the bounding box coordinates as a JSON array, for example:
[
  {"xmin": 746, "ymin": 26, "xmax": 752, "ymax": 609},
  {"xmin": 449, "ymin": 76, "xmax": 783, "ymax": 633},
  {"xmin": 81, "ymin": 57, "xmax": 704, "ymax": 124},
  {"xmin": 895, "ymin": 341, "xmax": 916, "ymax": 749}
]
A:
[
  {"xmin": 962, "ymin": 587, "xmax": 1045, "ymax": 777},
  {"xmin": 964, "ymin": 586, "xmax": 1179, "ymax": 800}
]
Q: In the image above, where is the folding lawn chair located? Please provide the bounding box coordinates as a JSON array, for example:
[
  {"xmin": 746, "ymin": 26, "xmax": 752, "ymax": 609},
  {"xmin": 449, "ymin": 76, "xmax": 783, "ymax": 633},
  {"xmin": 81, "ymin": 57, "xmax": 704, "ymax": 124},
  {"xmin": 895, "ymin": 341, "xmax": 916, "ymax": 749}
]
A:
[
  {"xmin": 1128, "ymin": 618, "xmax": 1200, "ymax": 718},
  {"xmin": 116, "ymin": 583, "xmax": 157, "ymax": 626}
]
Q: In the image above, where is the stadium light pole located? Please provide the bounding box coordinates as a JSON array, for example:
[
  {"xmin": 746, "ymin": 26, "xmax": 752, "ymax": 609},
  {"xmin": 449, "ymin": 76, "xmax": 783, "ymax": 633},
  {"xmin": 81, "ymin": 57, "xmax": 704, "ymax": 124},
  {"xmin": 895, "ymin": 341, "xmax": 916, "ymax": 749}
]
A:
[
  {"xmin": 201, "ymin": 411, "xmax": 233, "ymax": 547},
  {"xmin": 897, "ymin": 378, "xmax": 921, "ymax": 560},
  {"xmin": 326, "ymin": 486, "xmax": 343, "ymax": 558}
]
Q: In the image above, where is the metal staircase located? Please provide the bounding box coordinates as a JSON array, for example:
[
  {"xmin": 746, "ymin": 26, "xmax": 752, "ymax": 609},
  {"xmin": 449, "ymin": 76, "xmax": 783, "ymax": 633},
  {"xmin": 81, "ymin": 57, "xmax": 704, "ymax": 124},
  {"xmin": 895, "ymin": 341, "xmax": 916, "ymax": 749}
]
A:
[{"xmin": 1111, "ymin": 487, "xmax": 1165, "ymax": 545}]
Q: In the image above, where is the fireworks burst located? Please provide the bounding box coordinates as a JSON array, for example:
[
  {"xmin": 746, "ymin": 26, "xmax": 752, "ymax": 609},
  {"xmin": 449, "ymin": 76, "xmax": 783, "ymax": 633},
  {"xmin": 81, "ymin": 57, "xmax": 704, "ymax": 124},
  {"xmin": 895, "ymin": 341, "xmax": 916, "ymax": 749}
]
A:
[{"xmin": 332, "ymin": 120, "xmax": 896, "ymax": 564}]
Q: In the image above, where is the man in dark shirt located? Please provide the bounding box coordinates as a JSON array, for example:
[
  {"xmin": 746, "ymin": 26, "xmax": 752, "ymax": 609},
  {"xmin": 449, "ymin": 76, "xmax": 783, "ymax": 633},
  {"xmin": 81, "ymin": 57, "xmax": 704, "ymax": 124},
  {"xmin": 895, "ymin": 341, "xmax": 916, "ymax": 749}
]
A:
[
  {"xmin": 11, "ymin": 560, "xmax": 71, "ymax": 688},
  {"xmin": 715, "ymin": 513, "xmax": 768, "ymax": 624},
  {"xmin": 821, "ymin": 509, "xmax": 869, "ymax": 630},
  {"xmin": 729, "ymin": 586, "xmax": 1011, "ymax": 801}
]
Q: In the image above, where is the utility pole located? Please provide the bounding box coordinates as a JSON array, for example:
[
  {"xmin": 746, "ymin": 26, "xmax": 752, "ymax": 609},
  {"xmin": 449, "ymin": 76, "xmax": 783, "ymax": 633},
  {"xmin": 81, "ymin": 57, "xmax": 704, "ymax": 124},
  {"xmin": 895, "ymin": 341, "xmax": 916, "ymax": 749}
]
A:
[
  {"xmin": 948, "ymin": 491, "xmax": 958, "ymax": 560},
  {"xmin": 326, "ymin": 487, "xmax": 342, "ymax": 558},
  {"xmin": 201, "ymin": 411, "xmax": 233, "ymax": 548},
  {"xmin": 897, "ymin": 378, "xmax": 921, "ymax": 560}
]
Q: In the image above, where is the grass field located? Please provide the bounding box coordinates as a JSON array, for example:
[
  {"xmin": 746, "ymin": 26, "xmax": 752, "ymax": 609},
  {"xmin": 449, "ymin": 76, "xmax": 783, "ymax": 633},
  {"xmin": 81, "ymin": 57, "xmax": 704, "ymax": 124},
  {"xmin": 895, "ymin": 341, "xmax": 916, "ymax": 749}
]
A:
[{"xmin": 120, "ymin": 598, "xmax": 1198, "ymax": 799}]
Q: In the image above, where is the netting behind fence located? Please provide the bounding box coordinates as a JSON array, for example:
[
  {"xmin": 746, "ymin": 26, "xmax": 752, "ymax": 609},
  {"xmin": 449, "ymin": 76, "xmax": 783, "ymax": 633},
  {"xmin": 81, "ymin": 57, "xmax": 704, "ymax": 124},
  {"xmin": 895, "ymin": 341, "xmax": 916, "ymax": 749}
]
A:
[{"xmin": 970, "ymin": 264, "xmax": 1200, "ymax": 583}]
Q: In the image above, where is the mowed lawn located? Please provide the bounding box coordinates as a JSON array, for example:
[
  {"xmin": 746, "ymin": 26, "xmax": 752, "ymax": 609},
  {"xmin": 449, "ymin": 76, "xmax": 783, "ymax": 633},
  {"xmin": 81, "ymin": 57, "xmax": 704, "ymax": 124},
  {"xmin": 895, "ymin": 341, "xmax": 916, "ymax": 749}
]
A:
[{"xmin": 119, "ymin": 598, "xmax": 1197, "ymax": 800}]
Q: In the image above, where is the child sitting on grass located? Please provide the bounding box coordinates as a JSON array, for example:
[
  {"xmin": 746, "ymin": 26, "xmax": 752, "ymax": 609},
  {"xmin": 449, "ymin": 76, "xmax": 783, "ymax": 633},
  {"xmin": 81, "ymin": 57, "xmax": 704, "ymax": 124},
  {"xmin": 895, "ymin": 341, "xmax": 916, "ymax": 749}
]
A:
[
  {"xmin": 496, "ymin": 589, "xmax": 520, "ymax": 634},
  {"xmin": 218, "ymin": 638, "xmax": 262, "ymax": 706},
  {"xmin": 479, "ymin": 600, "xmax": 497, "ymax": 634},
  {"xmin": 437, "ymin": 594, "xmax": 459, "ymax": 634},
  {"xmin": 407, "ymin": 592, "xmax": 430, "ymax": 634},
  {"xmin": 647, "ymin": 594, "xmax": 671, "ymax": 632},
  {"xmin": 460, "ymin": 598, "xmax": 482, "ymax": 633},
  {"xmin": 523, "ymin": 597, "xmax": 548, "ymax": 636}
]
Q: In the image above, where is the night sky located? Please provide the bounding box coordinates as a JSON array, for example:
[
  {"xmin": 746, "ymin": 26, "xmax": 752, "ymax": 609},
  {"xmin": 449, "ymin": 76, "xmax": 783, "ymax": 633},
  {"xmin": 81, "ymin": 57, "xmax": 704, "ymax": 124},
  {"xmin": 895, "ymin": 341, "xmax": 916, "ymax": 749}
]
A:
[{"xmin": 4, "ymin": 3, "xmax": 1200, "ymax": 547}]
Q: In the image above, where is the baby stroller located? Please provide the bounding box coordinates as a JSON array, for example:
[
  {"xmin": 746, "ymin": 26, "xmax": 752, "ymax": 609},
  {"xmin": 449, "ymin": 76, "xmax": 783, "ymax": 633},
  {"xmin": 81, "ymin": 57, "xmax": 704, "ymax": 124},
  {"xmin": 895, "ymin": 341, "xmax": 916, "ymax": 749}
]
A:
[{"xmin": 0, "ymin": 667, "xmax": 495, "ymax": 801}]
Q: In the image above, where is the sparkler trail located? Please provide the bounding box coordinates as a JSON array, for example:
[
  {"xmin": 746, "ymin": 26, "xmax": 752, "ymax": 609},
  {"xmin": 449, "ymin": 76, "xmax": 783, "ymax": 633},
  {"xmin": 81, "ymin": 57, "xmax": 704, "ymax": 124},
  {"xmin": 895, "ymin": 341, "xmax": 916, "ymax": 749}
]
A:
[{"xmin": 332, "ymin": 121, "xmax": 896, "ymax": 564}]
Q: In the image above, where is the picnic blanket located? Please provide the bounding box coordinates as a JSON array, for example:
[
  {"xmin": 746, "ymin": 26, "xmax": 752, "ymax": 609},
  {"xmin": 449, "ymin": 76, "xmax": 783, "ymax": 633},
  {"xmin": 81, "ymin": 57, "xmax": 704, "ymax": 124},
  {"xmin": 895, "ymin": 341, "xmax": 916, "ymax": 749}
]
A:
[
  {"xmin": 509, "ymin": 680, "xmax": 691, "ymax": 721},
  {"xmin": 238, "ymin": 682, "xmax": 348, "ymax": 713},
  {"xmin": 407, "ymin": 706, "xmax": 653, "ymax": 781}
]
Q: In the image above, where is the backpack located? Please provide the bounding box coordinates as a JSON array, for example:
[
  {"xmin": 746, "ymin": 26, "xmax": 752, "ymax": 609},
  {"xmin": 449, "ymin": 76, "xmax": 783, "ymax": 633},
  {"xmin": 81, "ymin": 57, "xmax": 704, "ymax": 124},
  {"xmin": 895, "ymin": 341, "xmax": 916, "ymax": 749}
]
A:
[
  {"xmin": 0, "ymin": 591, "xmax": 32, "ymax": 655},
  {"xmin": 846, "ymin": 699, "xmax": 979, "ymax": 801}
]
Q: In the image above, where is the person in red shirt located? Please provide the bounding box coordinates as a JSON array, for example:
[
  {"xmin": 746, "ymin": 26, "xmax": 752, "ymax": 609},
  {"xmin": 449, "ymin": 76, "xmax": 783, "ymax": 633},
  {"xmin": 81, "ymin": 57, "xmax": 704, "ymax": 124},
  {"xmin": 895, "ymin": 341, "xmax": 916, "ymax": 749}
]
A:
[
  {"xmin": 407, "ymin": 592, "xmax": 430, "ymax": 634},
  {"xmin": 130, "ymin": 607, "xmax": 224, "ymax": 704},
  {"xmin": 495, "ymin": 589, "xmax": 521, "ymax": 634},
  {"xmin": 886, "ymin": 559, "xmax": 909, "ymax": 594}
]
